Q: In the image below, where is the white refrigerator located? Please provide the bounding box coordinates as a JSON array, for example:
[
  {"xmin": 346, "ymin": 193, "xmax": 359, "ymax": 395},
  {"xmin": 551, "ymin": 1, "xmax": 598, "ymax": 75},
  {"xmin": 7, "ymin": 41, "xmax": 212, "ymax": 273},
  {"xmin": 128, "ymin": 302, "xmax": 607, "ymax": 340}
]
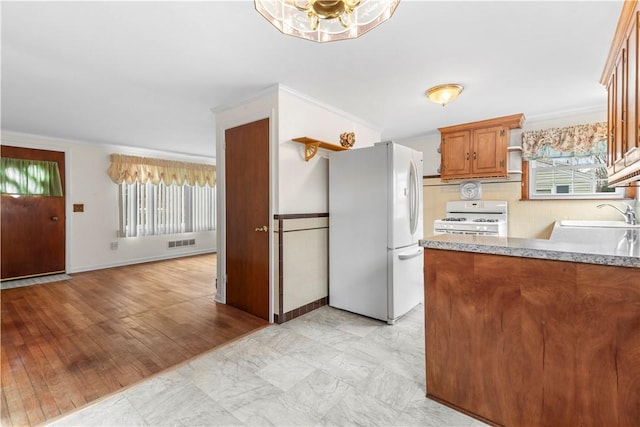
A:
[{"xmin": 329, "ymin": 141, "xmax": 424, "ymax": 324}]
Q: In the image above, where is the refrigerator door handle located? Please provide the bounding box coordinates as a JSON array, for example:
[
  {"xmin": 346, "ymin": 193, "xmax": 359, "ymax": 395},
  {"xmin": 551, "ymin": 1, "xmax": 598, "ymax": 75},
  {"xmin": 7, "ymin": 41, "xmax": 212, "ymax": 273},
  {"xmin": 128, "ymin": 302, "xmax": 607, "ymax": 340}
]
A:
[
  {"xmin": 409, "ymin": 159, "xmax": 419, "ymax": 235},
  {"xmin": 398, "ymin": 246, "xmax": 424, "ymax": 260}
]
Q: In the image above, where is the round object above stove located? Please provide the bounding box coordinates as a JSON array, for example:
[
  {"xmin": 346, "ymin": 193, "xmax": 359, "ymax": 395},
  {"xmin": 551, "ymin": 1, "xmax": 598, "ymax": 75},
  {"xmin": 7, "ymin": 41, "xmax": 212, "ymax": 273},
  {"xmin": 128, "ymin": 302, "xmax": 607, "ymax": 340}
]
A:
[{"xmin": 460, "ymin": 181, "xmax": 482, "ymax": 200}]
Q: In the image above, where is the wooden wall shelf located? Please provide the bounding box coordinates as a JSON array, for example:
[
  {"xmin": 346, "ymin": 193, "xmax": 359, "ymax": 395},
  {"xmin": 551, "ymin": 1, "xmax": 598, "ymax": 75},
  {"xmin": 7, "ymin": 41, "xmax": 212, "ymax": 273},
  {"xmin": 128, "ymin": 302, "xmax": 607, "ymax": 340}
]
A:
[{"xmin": 292, "ymin": 137, "xmax": 348, "ymax": 161}]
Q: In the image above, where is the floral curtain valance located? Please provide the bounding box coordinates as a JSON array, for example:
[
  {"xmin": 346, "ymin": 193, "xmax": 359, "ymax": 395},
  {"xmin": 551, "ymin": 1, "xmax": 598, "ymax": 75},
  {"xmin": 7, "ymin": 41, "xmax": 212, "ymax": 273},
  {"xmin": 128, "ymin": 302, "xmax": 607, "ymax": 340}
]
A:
[
  {"xmin": 107, "ymin": 154, "xmax": 216, "ymax": 186},
  {"xmin": 521, "ymin": 122, "xmax": 607, "ymax": 160},
  {"xmin": 0, "ymin": 157, "xmax": 63, "ymax": 196}
]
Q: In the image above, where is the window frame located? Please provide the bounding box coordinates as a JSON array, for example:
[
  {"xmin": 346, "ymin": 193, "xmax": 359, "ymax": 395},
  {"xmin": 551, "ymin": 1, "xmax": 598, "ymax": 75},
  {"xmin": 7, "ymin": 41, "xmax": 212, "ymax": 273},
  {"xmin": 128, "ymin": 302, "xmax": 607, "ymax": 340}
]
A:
[
  {"xmin": 522, "ymin": 159, "xmax": 633, "ymax": 201},
  {"xmin": 527, "ymin": 156, "xmax": 625, "ymax": 200}
]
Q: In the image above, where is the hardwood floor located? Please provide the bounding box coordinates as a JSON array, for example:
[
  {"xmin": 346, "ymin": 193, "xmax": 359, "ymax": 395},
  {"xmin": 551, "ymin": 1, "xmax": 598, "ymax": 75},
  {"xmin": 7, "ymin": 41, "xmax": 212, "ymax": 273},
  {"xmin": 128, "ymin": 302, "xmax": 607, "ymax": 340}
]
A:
[{"xmin": 0, "ymin": 254, "xmax": 269, "ymax": 426}]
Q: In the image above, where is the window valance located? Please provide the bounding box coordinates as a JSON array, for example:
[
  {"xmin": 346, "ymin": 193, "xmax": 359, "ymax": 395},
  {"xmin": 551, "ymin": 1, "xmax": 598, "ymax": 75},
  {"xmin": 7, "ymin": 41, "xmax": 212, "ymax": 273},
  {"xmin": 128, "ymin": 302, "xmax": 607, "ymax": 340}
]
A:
[
  {"xmin": 107, "ymin": 154, "xmax": 216, "ymax": 186},
  {"xmin": 521, "ymin": 122, "xmax": 607, "ymax": 160},
  {"xmin": 0, "ymin": 157, "xmax": 63, "ymax": 196}
]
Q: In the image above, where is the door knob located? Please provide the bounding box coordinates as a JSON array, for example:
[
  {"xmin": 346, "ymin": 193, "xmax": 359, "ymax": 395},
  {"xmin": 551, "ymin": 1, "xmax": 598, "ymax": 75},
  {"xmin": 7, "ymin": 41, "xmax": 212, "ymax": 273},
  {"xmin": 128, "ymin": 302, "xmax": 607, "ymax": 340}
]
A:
[
  {"xmin": 254, "ymin": 225, "xmax": 268, "ymax": 232},
  {"xmin": 50, "ymin": 216, "xmax": 59, "ymax": 221}
]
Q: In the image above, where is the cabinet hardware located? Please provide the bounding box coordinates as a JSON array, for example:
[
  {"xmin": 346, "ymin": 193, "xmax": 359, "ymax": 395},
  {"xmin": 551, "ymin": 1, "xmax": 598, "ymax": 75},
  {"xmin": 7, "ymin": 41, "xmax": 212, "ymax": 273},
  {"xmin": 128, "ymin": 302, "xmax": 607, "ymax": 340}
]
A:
[
  {"xmin": 500, "ymin": 129, "xmax": 505, "ymax": 137},
  {"xmin": 500, "ymin": 160, "xmax": 505, "ymax": 168},
  {"xmin": 473, "ymin": 152, "xmax": 477, "ymax": 160},
  {"xmin": 466, "ymin": 152, "xmax": 469, "ymax": 160},
  {"xmin": 255, "ymin": 225, "xmax": 269, "ymax": 232}
]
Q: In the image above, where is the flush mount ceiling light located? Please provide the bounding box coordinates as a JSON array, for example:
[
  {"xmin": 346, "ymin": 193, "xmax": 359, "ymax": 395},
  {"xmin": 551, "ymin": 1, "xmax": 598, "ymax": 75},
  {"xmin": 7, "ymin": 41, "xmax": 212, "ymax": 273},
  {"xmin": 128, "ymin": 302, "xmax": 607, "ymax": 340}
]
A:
[
  {"xmin": 425, "ymin": 84, "xmax": 464, "ymax": 107},
  {"xmin": 255, "ymin": 0, "xmax": 400, "ymax": 43}
]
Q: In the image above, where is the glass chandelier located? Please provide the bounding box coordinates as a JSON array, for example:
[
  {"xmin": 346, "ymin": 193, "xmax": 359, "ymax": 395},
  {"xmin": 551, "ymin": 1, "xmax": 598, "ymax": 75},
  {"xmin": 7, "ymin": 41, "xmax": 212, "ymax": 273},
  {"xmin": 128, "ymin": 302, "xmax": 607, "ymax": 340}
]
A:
[{"xmin": 255, "ymin": 0, "xmax": 400, "ymax": 43}]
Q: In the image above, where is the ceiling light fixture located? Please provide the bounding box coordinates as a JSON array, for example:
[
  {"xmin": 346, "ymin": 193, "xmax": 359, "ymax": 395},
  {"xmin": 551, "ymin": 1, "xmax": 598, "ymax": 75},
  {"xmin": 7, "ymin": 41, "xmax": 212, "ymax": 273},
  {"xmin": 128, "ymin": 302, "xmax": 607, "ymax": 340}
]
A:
[
  {"xmin": 425, "ymin": 84, "xmax": 464, "ymax": 107},
  {"xmin": 255, "ymin": 0, "xmax": 400, "ymax": 43}
]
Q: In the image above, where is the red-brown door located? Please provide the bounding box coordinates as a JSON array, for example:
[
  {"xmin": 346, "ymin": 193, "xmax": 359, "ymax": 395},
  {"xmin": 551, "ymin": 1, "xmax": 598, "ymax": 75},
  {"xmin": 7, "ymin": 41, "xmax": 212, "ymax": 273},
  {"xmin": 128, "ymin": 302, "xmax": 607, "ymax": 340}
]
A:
[
  {"xmin": 1, "ymin": 145, "xmax": 66, "ymax": 280},
  {"xmin": 224, "ymin": 118, "xmax": 270, "ymax": 320}
]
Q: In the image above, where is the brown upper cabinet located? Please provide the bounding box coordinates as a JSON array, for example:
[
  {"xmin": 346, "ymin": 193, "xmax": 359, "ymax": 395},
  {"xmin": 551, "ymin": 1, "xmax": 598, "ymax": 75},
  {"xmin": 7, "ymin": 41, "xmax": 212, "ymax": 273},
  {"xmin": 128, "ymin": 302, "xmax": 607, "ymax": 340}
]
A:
[
  {"xmin": 601, "ymin": 0, "xmax": 640, "ymax": 186},
  {"xmin": 438, "ymin": 113, "xmax": 525, "ymax": 181}
]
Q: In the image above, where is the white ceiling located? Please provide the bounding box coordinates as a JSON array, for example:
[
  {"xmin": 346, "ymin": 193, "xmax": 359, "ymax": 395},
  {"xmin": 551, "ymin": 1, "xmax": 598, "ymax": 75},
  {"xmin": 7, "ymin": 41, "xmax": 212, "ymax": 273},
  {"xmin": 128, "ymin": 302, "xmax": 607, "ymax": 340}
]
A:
[{"xmin": 1, "ymin": 1, "xmax": 623, "ymax": 158}]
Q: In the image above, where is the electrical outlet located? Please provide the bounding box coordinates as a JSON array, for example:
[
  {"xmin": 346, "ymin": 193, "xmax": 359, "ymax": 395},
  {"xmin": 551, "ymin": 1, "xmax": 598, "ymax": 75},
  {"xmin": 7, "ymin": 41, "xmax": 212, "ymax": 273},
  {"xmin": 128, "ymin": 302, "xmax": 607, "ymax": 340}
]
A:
[{"xmin": 110, "ymin": 241, "xmax": 118, "ymax": 250}]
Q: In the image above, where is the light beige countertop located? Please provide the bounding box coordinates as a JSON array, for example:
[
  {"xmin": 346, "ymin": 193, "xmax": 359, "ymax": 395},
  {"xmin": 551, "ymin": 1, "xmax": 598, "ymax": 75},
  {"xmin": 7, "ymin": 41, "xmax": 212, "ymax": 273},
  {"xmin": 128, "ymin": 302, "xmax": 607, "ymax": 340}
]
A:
[{"xmin": 420, "ymin": 225, "xmax": 640, "ymax": 269}]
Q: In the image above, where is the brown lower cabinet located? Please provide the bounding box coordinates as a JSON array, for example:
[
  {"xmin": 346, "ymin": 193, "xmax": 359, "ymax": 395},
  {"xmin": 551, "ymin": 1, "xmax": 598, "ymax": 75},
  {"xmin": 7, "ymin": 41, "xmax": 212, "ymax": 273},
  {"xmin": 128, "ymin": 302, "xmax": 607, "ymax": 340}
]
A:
[{"xmin": 424, "ymin": 248, "xmax": 640, "ymax": 427}]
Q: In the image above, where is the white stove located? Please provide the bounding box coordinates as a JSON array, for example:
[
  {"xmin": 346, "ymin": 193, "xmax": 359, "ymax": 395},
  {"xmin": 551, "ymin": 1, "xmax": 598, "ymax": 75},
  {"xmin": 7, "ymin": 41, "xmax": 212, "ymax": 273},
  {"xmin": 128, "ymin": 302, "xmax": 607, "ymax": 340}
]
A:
[{"xmin": 433, "ymin": 200, "xmax": 508, "ymax": 237}]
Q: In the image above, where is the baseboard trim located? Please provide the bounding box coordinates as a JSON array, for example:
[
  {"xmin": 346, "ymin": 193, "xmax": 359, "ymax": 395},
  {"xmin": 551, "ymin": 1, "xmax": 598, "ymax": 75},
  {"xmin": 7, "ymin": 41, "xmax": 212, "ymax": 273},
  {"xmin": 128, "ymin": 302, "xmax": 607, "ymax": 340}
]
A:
[
  {"xmin": 68, "ymin": 250, "xmax": 216, "ymax": 274},
  {"xmin": 274, "ymin": 296, "xmax": 328, "ymax": 324}
]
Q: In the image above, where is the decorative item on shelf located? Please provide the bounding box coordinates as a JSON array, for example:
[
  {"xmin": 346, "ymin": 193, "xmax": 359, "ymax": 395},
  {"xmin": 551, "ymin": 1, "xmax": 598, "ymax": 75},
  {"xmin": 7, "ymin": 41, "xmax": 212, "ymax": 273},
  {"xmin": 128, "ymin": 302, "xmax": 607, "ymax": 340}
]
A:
[
  {"xmin": 254, "ymin": 0, "xmax": 400, "ymax": 43},
  {"xmin": 339, "ymin": 132, "xmax": 356, "ymax": 148},
  {"xmin": 425, "ymin": 84, "xmax": 464, "ymax": 107},
  {"xmin": 459, "ymin": 181, "xmax": 482, "ymax": 200}
]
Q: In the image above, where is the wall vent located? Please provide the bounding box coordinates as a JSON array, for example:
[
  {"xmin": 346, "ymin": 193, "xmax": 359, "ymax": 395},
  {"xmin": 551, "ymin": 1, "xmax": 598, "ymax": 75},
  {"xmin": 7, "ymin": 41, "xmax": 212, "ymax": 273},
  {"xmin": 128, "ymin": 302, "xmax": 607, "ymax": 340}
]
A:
[{"xmin": 168, "ymin": 239, "xmax": 196, "ymax": 249}]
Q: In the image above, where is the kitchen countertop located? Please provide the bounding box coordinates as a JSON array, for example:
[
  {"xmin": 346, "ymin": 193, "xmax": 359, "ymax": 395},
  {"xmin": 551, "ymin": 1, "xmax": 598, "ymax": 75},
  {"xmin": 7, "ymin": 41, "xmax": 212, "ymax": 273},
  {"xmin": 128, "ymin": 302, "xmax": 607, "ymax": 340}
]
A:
[{"xmin": 420, "ymin": 224, "xmax": 640, "ymax": 269}]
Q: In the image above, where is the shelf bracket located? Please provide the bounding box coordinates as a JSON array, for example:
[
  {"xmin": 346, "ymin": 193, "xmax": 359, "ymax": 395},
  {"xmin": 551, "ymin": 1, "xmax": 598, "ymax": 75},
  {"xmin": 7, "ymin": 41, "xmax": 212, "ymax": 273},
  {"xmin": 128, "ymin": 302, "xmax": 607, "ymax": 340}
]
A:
[{"xmin": 304, "ymin": 142, "xmax": 320, "ymax": 161}]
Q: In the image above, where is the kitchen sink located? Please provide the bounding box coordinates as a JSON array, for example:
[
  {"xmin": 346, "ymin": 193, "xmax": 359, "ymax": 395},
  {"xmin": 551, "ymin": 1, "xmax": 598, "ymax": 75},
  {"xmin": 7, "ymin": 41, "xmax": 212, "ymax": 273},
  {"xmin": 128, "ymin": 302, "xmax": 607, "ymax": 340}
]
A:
[{"xmin": 559, "ymin": 220, "xmax": 640, "ymax": 229}]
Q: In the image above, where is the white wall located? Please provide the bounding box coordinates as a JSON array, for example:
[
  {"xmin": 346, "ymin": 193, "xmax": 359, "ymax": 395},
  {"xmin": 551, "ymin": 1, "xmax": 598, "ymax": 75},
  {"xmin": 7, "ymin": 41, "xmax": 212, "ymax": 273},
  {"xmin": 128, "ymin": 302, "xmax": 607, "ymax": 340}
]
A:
[
  {"xmin": 213, "ymin": 85, "xmax": 382, "ymax": 319},
  {"xmin": 277, "ymin": 87, "xmax": 381, "ymax": 214},
  {"xmin": 1, "ymin": 132, "xmax": 216, "ymax": 273},
  {"xmin": 274, "ymin": 88, "xmax": 382, "ymax": 315},
  {"xmin": 396, "ymin": 132, "xmax": 441, "ymax": 176}
]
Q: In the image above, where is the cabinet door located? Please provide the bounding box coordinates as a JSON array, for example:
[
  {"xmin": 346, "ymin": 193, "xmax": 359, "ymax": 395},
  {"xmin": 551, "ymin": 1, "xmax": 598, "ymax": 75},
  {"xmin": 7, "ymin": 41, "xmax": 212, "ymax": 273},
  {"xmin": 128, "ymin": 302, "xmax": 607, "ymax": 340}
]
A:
[
  {"xmin": 472, "ymin": 126, "xmax": 507, "ymax": 177},
  {"xmin": 628, "ymin": 12, "xmax": 639, "ymax": 153},
  {"xmin": 441, "ymin": 131, "xmax": 471, "ymax": 179},
  {"xmin": 615, "ymin": 50, "xmax": 626, "ymax": 163},
  {"xmin": 607, "ymin": 70, "xmax": 617, "ymax": 168}
]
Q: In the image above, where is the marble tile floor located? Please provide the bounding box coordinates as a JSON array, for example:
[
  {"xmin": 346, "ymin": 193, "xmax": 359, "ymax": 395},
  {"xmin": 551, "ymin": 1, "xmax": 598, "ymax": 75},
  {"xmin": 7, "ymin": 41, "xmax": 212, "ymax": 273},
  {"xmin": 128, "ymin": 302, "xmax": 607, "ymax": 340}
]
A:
[{"xmin": 48, "ymin": 304, "xmax": 487, "ymax": 427}]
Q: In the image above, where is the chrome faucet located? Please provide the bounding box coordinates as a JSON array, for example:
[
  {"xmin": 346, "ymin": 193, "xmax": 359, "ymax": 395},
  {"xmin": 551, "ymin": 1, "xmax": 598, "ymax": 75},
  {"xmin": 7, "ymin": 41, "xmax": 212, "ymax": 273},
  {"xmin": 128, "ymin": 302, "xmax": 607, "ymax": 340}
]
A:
[{"xmin": 596, "ymin": 203, "xmax": 638, "ymax": 225}]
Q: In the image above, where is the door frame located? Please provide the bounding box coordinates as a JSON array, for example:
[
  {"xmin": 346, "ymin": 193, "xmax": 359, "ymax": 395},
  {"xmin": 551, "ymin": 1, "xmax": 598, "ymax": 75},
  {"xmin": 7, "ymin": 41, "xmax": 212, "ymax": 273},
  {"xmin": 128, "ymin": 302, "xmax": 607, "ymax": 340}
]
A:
[
  {"xmin": 214, "ymin": 110, "xmax": 276, "ymax": 323},
  {"xmin": 1, "ymin": 134, "xmax": 72, "ymax": 275}
]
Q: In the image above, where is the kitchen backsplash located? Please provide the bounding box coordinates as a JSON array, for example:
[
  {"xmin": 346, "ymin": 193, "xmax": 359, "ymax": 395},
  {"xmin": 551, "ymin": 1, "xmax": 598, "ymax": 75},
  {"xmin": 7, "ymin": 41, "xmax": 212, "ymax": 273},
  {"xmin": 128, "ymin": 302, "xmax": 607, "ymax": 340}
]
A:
[{"xmin": 423, "ymin": 178, "xmax": 637, "ymax": 239}]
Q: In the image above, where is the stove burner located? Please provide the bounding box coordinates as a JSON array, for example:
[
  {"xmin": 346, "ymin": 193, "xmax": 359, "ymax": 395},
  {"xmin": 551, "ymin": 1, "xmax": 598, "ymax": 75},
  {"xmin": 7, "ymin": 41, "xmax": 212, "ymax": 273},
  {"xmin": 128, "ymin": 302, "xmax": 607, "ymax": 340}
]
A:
[
  {"xmin": 474, "ymin": 218, "xmax": 500, "ymax": 223},
  {"xmin": 441, "ymin": 217, "xmax": 467, "ymax": 222}
]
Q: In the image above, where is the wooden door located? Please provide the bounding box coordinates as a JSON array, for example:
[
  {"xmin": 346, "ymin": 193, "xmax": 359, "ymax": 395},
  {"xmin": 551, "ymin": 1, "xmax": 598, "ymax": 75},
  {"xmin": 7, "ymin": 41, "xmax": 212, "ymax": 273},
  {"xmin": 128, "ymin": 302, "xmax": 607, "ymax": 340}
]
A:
[
  {"xmin": 1, "ymin": 146, "xmax": 66, "ymax": 280},
  {"xmin": 441, "ymin": 131, "xmax": 470, "ymax": 179},
  {"xmin": 224, "ymin": 118, "xmax": 270, "ymax": 321},
  {"xmin": 473, "ymin": 125, "xmax": 506, "ymax": 176}
]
